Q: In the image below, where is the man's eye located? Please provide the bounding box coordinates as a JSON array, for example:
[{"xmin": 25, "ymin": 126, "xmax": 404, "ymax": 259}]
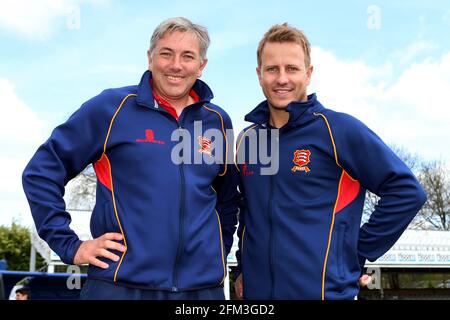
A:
[
  {"xmin": 266, "ymin": 67, "xmax": 277, "ymax": 73},
  {"xmin": 287, "ymin": 66, "xmax": 299, "ymax": 72}
]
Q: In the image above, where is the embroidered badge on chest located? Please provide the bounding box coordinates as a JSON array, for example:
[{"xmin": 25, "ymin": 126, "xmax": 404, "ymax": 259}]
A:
[
  {"xmin": 136, "ymin": 129, "xmax": 165, "ymax": 144},
  {"xmin": 291, "ymin": 149, "xmax": 311, "ymax": 173},
  {"xmin": 197, "ymin": 136, "xmax": 213, "ymax": 156}
]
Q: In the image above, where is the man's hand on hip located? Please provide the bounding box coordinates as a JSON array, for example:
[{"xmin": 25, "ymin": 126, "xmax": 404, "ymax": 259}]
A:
[{"xmin": 73, "ymin": 232, "xmax": 126, "ymax": 269}]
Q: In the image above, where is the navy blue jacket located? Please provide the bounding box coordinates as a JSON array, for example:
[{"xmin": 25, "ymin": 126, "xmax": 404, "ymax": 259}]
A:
[
  {"xmin": 22, "ymin": 71, "xmax": 239, "ymax": 291},
  {"xmin": 235, "ymin": 94, "xmax": 426, "ymax": 299}
]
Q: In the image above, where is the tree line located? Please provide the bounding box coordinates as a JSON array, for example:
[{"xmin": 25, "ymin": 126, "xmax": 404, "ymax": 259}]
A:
[{"xmin": 363, "ymin": 146, "xmax": 449, "ymax": 230}]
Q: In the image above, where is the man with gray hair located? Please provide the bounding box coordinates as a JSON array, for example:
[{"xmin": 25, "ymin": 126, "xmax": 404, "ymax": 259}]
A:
[{"xmin": 22, "ymin": 17, "xmax": 238, "ymax": 300}]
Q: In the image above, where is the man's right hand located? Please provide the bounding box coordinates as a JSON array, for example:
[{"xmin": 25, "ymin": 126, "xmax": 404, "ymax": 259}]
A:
[
  {"xmin": 235, "ymin": 274, "xmax": 243, "ymax": 299},
  {"xmin": 73, "ymin": 232, "xmax": 127, "ymax": 269},
  {"xmin": 358, "ymin": 274, "xmax": 372, "ymax": 287}
]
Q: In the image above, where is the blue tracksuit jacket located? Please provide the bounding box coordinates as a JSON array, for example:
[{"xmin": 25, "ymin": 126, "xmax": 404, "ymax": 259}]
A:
[
  {"xmin": 22, "ymin": 70, "xmax": 239, "ymax": 291},
  {"xmin": 235, "ymin": 94, "xmax": 426, "ymax": 299}
]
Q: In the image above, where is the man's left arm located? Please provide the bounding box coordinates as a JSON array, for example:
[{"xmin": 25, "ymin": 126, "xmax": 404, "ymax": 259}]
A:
[{"xmin": 333, "ymin": 114, "xmax": 427, "ymax": 268}]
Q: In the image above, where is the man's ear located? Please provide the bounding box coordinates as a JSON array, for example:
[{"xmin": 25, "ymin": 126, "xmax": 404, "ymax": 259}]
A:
[
  {"xmin": 256, "ymin": 67, "xmax": 263, "ymax": 85},
  {"xmin": 197, "ymin": 59, "xmax": 208, "ymax": 78},
  {"xmin": 147, "ymin": 50, "xmax": 153, "ymax": 71},
  {"xmin": 305, "ymin": 65, "xmax": 313, "ymax": 85}
]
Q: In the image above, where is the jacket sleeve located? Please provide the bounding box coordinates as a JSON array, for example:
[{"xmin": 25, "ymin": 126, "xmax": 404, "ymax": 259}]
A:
[
  {"xmin": 22, "ymin": 92, "xmax": 113, "ymax": 264},
  {"xmin": 212, "ymin": 112, "xmax": 239, "ymax": 257},
  {"xmin": 332, "ymin": 113, "xmax": 427, "ymax": 268}
]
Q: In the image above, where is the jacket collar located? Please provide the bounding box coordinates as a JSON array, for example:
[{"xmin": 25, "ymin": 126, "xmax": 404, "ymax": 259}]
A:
[
  {"xmin": 244, "ymin": 93, "xmax": 323, "ymax": 128},
  {"xmin": 136, "ymin": 70, "xmax": 214, "ymax": 109}
]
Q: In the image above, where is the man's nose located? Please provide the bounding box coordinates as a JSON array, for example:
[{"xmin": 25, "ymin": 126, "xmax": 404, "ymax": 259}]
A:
[
  {"xmin": 276, "ymin": 70, "xmax": 289, "ymax": 85},
  {"xmin": 169, "ymin": 55, "xmax": 183, "ymax": 71}
]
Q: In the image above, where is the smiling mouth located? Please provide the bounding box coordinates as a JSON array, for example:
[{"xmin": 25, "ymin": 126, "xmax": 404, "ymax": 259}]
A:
[
  {"xmin": 166, "ymin": 75, "xmax": 184, "ymax": 81},
  {"xmin": 273, "ymin": 88, "xmax": 293, "ymax": 96}
]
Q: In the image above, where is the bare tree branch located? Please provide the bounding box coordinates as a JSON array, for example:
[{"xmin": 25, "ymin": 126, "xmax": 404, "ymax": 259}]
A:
[
  {"xmin": 362, "ymin": 145, "xmax": 450, "ymax": 231},
  {"xmin": 64, "ymin": 165, "xmax": 96, "ymax": 211},
  {"xmin": 415, "ymin": 160, "xmax": 450, "ymax": 230}
]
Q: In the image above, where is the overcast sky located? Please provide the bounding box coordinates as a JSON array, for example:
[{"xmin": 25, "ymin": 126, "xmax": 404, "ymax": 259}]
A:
[{"xmin": 1, "ymin": 0, "xmax": 450, "ymax": 226}]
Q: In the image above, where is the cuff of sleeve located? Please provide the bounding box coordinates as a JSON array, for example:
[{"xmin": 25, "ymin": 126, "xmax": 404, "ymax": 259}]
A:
[
  {"xmin": 358, "ymin": 255, "xmax": 367, "ymax": 276},
  {"xmin": 63, "ymin": 239, "xmax": 83, "ymax": 265}
]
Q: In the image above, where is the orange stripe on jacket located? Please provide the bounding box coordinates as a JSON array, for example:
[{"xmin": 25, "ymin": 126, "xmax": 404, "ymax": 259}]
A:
[{"xmin": 334, "ymin": 171, "xmax": 360, "ymax": 214}]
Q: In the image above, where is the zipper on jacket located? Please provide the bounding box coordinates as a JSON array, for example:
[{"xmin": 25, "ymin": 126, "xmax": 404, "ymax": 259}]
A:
[
  {"xmin": 171, "ymin": 106, "xmax": 198, "ymax": 292},
  {"xmin": 172, "ymin": 122, "xmax": 186, "ymax": 292},
  {"xmin": 267, "ymin": 129, "xmax": 281, "ymax": 299},
  {"xmin": 152, "ymin": 103, "xmax": 184, "ymax": 292},
  {"xmin": 172, "ymin": 158, "xmax": 185, "ymax": 292},
  {"xmin": 269, "ymin": 131, "xmax": 281, "ymax": 299},
  {"xmin": 268, "ymin": 173, "xmax": 275, "ymax": 299},
  {"xmin": 153, "ymin": 102, "xmax": 196, "ymax": 292}
]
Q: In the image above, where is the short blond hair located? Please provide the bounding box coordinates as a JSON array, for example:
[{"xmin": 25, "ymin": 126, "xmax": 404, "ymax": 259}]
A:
[{"xmin": 257, "ymin": 23, "xmax": 311, "ymax": 68}]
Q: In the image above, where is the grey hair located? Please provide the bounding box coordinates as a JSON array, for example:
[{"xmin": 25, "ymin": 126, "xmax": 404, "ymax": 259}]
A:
[{"xmin": 150, "ymin": 17, "xmax": 210, "ymax": 62}]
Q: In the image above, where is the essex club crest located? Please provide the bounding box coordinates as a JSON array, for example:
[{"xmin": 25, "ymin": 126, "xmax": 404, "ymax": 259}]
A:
[
  {"xmin": 197, "ymin": 136, "xmax": 213, "ymax": 156},
  {"xmin": 291, "ymin": 149, "xmax": 311, "ymax": 173}
]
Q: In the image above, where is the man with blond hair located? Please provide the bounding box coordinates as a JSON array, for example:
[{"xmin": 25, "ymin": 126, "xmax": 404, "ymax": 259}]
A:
[{"xmin": 234, "ymin": 23, "xmax": 426, "ymax": 299}]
